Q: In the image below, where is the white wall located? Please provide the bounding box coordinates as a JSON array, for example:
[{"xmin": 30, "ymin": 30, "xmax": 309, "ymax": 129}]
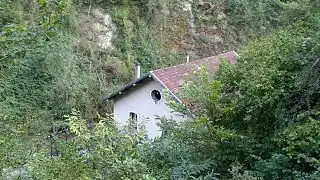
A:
[{"xmin": 113, "ymin": 80, "xmax": 185, "ymax": 139}]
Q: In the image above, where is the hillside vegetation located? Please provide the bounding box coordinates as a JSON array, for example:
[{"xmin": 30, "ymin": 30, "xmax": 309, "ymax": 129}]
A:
[{"xmin": 0, "ymin": 0, "xmax": 319, "ymax": 179}]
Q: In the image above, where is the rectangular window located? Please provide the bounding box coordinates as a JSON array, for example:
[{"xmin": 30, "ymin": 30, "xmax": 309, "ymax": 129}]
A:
[{"xmin": 129, "ymin": 112, "xmax": 138, "ymax": 131}]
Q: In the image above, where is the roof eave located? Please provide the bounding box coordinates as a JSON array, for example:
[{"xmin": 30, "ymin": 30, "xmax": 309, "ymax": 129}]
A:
[
  {"xmin": 150, "ymin": 72, "xmax": 196, "ymax": 118},
  {"xmin": 101, "ymin": 73, "xmax": 152, "ymax": 102}
]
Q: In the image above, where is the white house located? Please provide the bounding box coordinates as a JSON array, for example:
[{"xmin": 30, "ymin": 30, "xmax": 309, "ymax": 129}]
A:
[{"xmin": 103, "ymin": 51, "xmax": 238, "ymax": 139}]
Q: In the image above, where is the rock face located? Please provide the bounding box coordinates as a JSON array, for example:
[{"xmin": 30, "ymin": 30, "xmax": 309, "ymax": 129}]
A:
[
  {"xmin": 183, "ymin": 0, "xmax": 196, "ymax": 37},
  {"xmin": 145, "ymin": 0, "xmax": 232, "ymax": 60},
  {"xmin": 77, "ymin": 8, "xmax": 115, "ymax": 50},
  {"xmin": 91, "ymin": 9, "xmax": 115, "ymax": 49},
  {"xmin": 1, "ymin": 167, "xmax": 29, "ymax": 180},
  {"xmin": 74, "ymin": 1, "xmax": 232, "ymax": 63}
]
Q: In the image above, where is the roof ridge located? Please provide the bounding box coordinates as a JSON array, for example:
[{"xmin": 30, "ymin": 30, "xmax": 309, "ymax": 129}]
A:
[
  {"xmin": 152, "ymin": 51, "xmax": 236, "ymax": 72},
  {"xmin": 103, "ymin": 51, "xmax": 238, "ymax": 101}
]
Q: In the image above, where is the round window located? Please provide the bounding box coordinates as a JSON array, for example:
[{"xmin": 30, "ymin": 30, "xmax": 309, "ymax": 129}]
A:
[{"xmin": 151, "ymin": 90, "xmax": 161, "ymax": 101}]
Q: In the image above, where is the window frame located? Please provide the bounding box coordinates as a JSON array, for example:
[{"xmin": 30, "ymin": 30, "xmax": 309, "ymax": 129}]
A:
[
  {"xmin": 151, "ymin": 89, "xmax": 162, "ymax": 102},
  {"xmin": 129, "ymin": 112, "xmax": 138, "ymax": 131}
]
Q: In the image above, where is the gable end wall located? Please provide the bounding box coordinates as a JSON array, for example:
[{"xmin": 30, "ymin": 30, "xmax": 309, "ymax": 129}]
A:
[{"xmin": 113, "ymin": 80, "xmax": 185, "ymax": 139}]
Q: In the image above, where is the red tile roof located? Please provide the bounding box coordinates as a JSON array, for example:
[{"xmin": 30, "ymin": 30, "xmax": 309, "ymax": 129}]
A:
[
  {"xmin": 103, "ymin": 51, "xmax": 238, "ymax": 103},
  {"xmin": 152, "ymin": 51, "xmax": 238, "ymax": 94}
]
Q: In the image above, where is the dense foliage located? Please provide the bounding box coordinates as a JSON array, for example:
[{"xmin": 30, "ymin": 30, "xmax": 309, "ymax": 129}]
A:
[
  {"xmin": 1, "ymin": 0, "xmax": 320, "ymax": 179},
  {"xmin": 174, "ymin": 4, "xmax": 320, "ymax": 178}
]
